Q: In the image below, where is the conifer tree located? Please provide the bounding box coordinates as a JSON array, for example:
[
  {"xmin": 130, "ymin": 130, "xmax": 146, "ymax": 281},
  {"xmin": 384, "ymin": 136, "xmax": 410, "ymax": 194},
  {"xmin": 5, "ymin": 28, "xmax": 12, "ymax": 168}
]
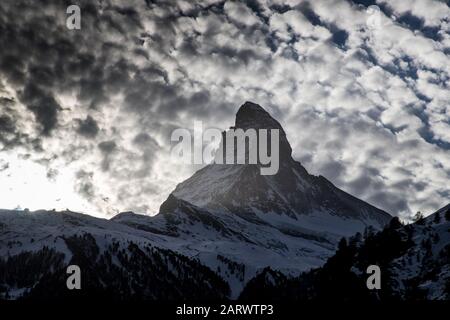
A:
[
  {"xmin": 414, "ymin": 211, "xmax": 425, "ymax": 225},
  {"xmin": 433, "ymin": 212, "xmax": 441, "ymax": 224},
  {"xmin": 338, "ymin": 237, "xmax": 347, "ymax": 251},
  {"xmin": 445, "ymin": 209, "xmax": 450, "ymax": 221}
]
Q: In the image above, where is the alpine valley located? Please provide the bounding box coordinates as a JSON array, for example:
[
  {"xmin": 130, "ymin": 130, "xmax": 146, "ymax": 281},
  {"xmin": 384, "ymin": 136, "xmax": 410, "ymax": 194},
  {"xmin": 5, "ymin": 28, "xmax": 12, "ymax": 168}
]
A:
[{"xmin": 0, "ymin": 102, "xmax": 448, "ymax": 300}]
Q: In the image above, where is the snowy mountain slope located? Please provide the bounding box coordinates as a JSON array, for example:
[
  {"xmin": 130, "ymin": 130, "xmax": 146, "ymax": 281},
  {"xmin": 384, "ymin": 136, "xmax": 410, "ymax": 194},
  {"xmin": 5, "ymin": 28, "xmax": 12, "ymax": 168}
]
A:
[
  {"xmin": 240, "ymin": 204, "xmax": 450, "ymax": 301},
  {"xmin": 0, "ymin": 209, "xmax": 166, "ymax": 258},
  {"xmin": 0, "ymin": 102, "xmax": 395, "ymax": 299},
  {"xmin": 0, "ymin": 209, "xmax": 229, "ymax": 300},
  {"xmin": 172, "ymin": 102, "xmax": 391, "ymax": 227},
  {"xmin": 388, "ymin": 205, "xmax": 450, "ymax": 299},
  {"xmin": 114, "ymin": 195, "xmax": 340, "ymax": 296},
  {"xmin": 112, "ymin": 102, "xmax": 392, "ymax": 296}
]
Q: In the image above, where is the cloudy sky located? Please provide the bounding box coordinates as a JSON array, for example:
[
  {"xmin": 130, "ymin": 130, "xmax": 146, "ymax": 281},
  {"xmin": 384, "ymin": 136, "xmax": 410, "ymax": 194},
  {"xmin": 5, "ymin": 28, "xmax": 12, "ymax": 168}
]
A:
[{"xmin": 0, "ymin": 0, "xmax": 449, "ymax": 219}]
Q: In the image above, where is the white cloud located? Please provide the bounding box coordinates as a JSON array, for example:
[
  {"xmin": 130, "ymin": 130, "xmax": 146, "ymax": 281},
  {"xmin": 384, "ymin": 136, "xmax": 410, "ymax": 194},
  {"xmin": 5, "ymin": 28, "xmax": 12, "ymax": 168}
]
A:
[
  {"xmin": 379, "ymin": 0, "xmax": 450, "ymax": 27},
  {"xmin": 224, "ymin": 1, "xmax": 261, "ymax": 27},
  {"xmin": 0, "ymin": 0, "xmax": 448, "ymax": 218}
]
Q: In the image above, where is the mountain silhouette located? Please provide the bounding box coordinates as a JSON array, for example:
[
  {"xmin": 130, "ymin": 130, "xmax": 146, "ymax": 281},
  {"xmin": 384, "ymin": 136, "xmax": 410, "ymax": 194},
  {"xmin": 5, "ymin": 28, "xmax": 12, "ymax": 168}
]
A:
[
  {"xmin": 113, "ymin": 101, "xmax": 392, "ymax": 295},
  {"xmin": 172, "ymin": 101, "xmax": 391, "ymax": 224},
  {"xmin": 1, "ymin": 102, "xmax": 404, "ymax": 299}
]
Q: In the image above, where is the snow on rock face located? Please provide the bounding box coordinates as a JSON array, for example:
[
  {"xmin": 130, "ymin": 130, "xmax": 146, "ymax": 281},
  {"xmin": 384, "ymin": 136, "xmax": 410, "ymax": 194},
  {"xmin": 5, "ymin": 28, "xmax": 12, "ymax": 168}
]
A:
[
  {"xmin": 0, "ymin": 209, "xmax": 230, "ymax": 300},
  {"xmin": 234, "ymin": 101, "xmax": 293, "ymax": 158},
  {"xmin": 389, "ymin": 204, "xmax": 450, "ymax": 300},
  {"xmin": 238, "ymin": 204, "xmax": 450, "ymax": 301},
  {"xmin": 114, "ymin": 102, "xmax": 393, "ymax": 296},
  {"xmin": 0, "ymin": 102, "xmax": 395, "ymax": 299},
  {"xmin": 172, "ymin": 101, "xmax": 391, "ymax": 227},
  {"xmin": 0, "ymin": 209, "xmax": 165, "ymax": 258}
]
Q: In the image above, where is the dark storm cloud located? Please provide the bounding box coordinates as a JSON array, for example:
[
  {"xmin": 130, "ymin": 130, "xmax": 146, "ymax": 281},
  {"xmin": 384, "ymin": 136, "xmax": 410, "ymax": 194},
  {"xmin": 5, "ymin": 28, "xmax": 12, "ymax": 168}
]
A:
[
  {"xmin": 347, "ymin": 175, "xmax": 375, "ymax": 194},
  {"xmin": 76, "ymin": 116, "xmax": 100, "ymax": 138},
  {"xmin": 0, "ymin": 1, "xmax": 208, "ymax": 211},
  {"xmin": 368, "ymin": 191, "xmax": 409, "ymax": 215},
  {"xmin": 133, "ymin": 132, "xmax": 157, "ymax": 146},
  {"xmin": 0, "ymin": 113, "xmax": 21, "ymax": 149},
  {"xmin": 98, "ymin": 141, "xmax": 117, "ymax": 171},
  {"xmin": 19, "ymin": 83, "xmax": 61, "ymax": 135},
  {"xmin": 3, "ymin": 0, "xmax": 219, "ymax": 143},
  {"xmin": 0, "ymin": 114, "xmax": 23, "ymax": 149},
  {"xmin": 46, "ymin": 168, "xmax": 58, "ymax": 181},
  {"xmin": 0, "ymin": 161, "xmax": 8, "ymax": 172},
  {"xmin": 75, "ymin": 169, "xmax": 96, "ymax": 200},
  {"xmin": 0, "ymin": 2, "xmax": 75, "ymax": 136},
  {"xmin": 0, "ymin": 114, "xmax": 15, "ymax": 134},
  {"xmin": 77, "ymin": 180, "xmax": 96, "ymax": 200},
  {"xmin": 319, "ymin": 161, "xmax": 346, "ymax": 183},
  {"xmin": 0, "ymin": 97, "xmax": 29, "ymax": 150},
  {"xmin": 98, "ymin": 140, "xmax": 117, "ymax": 171},
  {"xmin": 0, "ymin": 0, "xmax": 448, "ymax": 217},
  {"xmin": 0, "ymin": 55, "xmax": 26, "ymax": 85},
  {"xmin": 132, "ymin": 132, "xmax": 160, "ymax": 176},
  {"xmin": 0, "ymin": 0, "xmax": 148, "ymax": 138},
  {"xmin": 98, "ymin": 140, "xmax": 117, "ymax": 153}
]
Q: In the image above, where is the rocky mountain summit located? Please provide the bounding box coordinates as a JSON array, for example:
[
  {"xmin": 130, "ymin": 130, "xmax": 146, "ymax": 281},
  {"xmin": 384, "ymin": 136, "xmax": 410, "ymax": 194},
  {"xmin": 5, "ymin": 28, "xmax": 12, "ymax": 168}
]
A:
[{"xmin": 1, "ymin": 102, "xmax": 400, "ymax": 299}]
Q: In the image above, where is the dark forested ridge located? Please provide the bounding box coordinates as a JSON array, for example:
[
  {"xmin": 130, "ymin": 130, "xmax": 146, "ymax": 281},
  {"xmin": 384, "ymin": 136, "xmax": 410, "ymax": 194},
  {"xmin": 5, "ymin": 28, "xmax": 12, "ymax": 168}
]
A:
[
  {"xmin": 1, "ymin": 206, "xmax": 449, "ymax": 300},
  {"xmin": 0, "ymin": 204, "xmax": 448, "ymax": 301},
  {"xmin": 240, "ymin": 208, "xmax": 450, "ymax": 301},
  {"xmin": 0, "ymin": 233, "xmax": 229, "ymax": 300}
]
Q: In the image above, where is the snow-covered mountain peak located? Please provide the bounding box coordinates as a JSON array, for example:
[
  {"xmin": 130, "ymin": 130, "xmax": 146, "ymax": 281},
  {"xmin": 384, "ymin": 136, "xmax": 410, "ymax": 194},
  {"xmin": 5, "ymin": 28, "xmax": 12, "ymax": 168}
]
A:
[
  {"xmin": 172, "ymin": 102, "xmax": 390, "ymax": 226},
  {"xmin": 0, "ymin": 102, "xmax": 395, "ymax": 299},
  {"xmin": 233, "ymin": 101, "xmax": 292, "ymax": 158},
  {"xmin": 235, "ymin": 102, "xmax": 282, "ymax": 130}
]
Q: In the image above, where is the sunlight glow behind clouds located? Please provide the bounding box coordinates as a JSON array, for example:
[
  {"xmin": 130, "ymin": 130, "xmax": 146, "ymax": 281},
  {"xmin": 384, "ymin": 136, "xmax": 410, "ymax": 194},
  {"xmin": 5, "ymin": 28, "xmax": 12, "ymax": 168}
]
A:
[
  {"xmin": 0, "ymin": 0, "xmax": 449, "ymax": 219},
  {"xmin": 0, "ymin": 154, "xmax": 97, "ymax": 214}
]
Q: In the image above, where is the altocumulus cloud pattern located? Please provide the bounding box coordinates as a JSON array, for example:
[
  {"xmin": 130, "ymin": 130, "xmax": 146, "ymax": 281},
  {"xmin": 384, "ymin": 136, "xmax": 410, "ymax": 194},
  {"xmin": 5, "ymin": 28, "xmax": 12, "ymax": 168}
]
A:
[{"xmin": 0, "ymin": 0, "xmax": 449, "ymax": 218}]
